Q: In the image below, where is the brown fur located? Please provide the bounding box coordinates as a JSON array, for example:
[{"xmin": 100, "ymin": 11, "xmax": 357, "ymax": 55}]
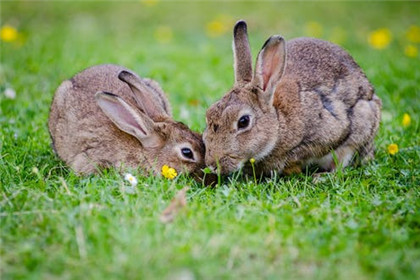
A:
[
  {"xmin": 203, "ymin": 21, "xmax": 382, "ymax": 175},
  {"xmin": 49, "ymin": 64, "xmax": 205, "ymax": 176}
]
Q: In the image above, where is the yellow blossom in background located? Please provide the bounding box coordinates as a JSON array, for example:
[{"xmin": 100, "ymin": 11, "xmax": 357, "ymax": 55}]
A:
[
  {"xmin": 404, "ymin": 44, "xmax": 418, "ymax": 58},
  {"xmin": 188, "ymin": 99, "xmax": 200, "ymax": 106},
  {"xmin": 406, "ymin": 25, "xmax": 420, "ymax": 43},
  {"xmin": 249, "ymin": 158, "xmax": 255, "ymax": 164},
  {"xmin": 402, "ymin": 113, "xmax": 411, "ymax": 127},
  {"xmin": 207, "ymin": 21, "xmax": 226, "ymax": 37},
  {"xmin": 154, "ymin": 26, "xmax": 173, "ymax": 44},
  {"xmin": 162, "ymin": 165, "xmax": 177, "ymax": 180},
  {"xmin": 305, "ymin": 21, "xmax": 323, "ymax": 38},
  {"xmin": 387, "ymin": 144, "xmax": 399, "ymax": 155},
  {"xmin": 141, "ymin": 0, "xmax": 159, "ymax": 7},
  {"xmin": 1, "ymin": 25, "xmax": 18, "ymax": 42},
  {"xmin": 206, "ymin": 15, "xmax": 233, "ymax": 38},
  {"xmin": 368, "ymin": 28, "xmax": 392, "ymax": 50}
]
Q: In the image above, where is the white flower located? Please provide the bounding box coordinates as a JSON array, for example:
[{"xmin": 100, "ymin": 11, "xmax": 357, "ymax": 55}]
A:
[
  {"xmin": 4, "ymin": 88, "xmax": 16, "ymax": 99},
  {"xmin": 124, "ymin": 173, "xmax": 138, "ymax": 187}
]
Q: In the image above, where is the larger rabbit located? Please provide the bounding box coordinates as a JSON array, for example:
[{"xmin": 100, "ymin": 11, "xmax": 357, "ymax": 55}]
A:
[
  {"xmin": 203, "ymin": 21, "xmax": 381, "ymax": 175},
  {"xmin": 49, "ymin": 64, "xmax": 205, "ymax": 176}
]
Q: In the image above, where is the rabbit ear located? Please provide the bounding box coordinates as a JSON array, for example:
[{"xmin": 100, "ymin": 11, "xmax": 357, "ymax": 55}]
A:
[
  {"xmin": 96, "ymin": 91, "xmax": 161, "ymax": 148},
  {"xmin": 118, "ymin": 71, "xmax": 169, "ymax": 120},
  {"xmin": 233, "ymin": 20, "xmax": 253, "ymax": 84},
  {"xmin": 253, "ymin": 36, "xmax": 286, "ymax": 104}
]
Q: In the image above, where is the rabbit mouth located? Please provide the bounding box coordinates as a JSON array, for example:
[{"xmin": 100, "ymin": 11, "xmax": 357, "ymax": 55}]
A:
[
  {"xmin": 208, "ymin": 155, "xmax": 245, "ymax": 175},
  {"xmin": 191, "ymin": 169, "xmax": 218, "ymax": 186}
]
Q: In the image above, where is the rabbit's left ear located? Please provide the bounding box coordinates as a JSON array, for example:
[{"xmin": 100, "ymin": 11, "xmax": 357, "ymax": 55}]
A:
[
  {"xmin": 95, "ymin": 91, "xmax": 162, "ymax": 148},
  {"xmin": 253, "ymin": 36, "xmax": 286, "ymax": 105},
  {"xmin": 118, "ymin": 71, "xmax": 169, "ymax": 120}
]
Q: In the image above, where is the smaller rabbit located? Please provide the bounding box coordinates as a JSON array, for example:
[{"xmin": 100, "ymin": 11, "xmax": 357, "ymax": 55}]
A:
[
  {"xmin": 203, "ymin": 21, "xmax": 382, "ymax": 176},
  {"xmin": 49, "ymin": 64, "xmax": 205, "ymax": 177}
]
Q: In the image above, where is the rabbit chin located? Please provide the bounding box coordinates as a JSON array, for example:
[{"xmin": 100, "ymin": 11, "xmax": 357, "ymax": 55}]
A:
[
  {"xmin": 218, "ymin": 139, "xmax": 277, "ymax": 174},
  {"xmin": 252, "ymin": 134, "xmax": 278, "ymax": 162},
  {"xmin": 214, "ymin": 156, "xmax": 246, "ymax": 175}
]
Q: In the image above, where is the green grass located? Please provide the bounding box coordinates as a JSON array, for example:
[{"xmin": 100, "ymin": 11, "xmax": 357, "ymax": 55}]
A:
[{"xmin": 1, "ymin": 2, "xmax": 420, "ymax": 279}]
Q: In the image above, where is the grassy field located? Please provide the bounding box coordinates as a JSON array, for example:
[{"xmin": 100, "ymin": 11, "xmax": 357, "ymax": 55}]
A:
[{"xmin": 1, "ymin": 1, "xmax": 419, "ymax": 279}]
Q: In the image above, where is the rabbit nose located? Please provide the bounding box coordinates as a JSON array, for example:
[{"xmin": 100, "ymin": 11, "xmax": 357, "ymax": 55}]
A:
[
  {"xmin": 205, "ymin": 160, "xmax": 217, "ymax": 172},
  {"xmin": 205, "ymin": 157, "xmax": 217, "ymax": 174},
  {"xmin": 207, "ymin": 166, "xmax": 217, "ymax": 173}
]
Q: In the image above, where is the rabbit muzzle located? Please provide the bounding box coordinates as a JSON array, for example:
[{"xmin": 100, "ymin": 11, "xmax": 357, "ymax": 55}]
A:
[{"xmin": 205, "ymin": 153, "xmax": 244, "ymax": 175}]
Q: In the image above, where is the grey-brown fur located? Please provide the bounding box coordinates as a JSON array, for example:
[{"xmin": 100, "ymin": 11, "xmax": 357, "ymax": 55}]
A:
[
  {"xmin": 49, "ymin": 64, "xmax": 205, "ymax": 176},
  {"xmin": 203, "ymin": 21, "xmax": 381, "ymax": 175},
  {"xmin": 233, "ymin": 20, "xmax": 253, "ymax": 84}
]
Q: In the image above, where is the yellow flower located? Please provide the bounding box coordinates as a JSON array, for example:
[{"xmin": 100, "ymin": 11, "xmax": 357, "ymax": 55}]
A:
[
  {"xmin": 387, "ymin": 144, "xmax": 398, "ymax": 155},
  {"xmin": 402, "ymin": 113, "xmax": 411, "ymax": 127},
  {"xmin": 206, "ymin": 15, "xmax": 232, "ymax": 38},
  {"xmin": 161, "ymin": 165, "xmax": 177, "ymax": 179},
  {"xmin": 206, "ymin": 21, "xmax": 227, "ymax": 38},
  {"xmin": 406, "ymin": 25, "xmax": 420, "ymax": 43},
  {"xmin": 141, "ymin": 0, "xmax": 159, "ymax": 7},
  {"xmin": 249, "ymin": 158, "xmax": 255, "ymax": 164},
  {"xmin": 368, "ymin": 28, "xmax": 392, "ymax": 50},
  {"xmin": 154, "ymin": 26, "xmax": 173, "ymax": 44},
  {"xmin": 1, "ymin": 25, "xmax": 18, "ymax": 42},
  {"xmin": 305, "ymin": 21, "xmax": 323, "ymax": 38},
  {"xmin": 404, "ymin": 45, "xmax": 418, "ymax": 58}
]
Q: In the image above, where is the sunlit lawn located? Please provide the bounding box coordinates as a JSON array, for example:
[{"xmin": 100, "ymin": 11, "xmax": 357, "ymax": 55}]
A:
[{"xmin": 1, "ymin": 2, "xmax": 419, "ymax": 279}]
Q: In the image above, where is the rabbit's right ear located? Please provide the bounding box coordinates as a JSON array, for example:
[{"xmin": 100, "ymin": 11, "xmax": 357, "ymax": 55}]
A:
[
  {"xmin": 233, "ymin": 20, "xmax": 253, "ymax": 85},
  {"xmin": 118, "ymin": 71, "xmax": 169, "ymax": 120},
  {"xmin": 96, "ymin": 92, "xmax": 161, "ymax": 148},
  {"xmin": 253, "ymin": 35, "xmax": 286, "ymax": 105}
]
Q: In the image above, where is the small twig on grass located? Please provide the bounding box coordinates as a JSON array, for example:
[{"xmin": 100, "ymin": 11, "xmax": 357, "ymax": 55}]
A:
[
  {"xmin": 75, "ymin": 225, "xmax": 87, "ymax": 260},
  {"xmin": 227, "ymin": 246, "xmax": 240, "ymax": 270},
  {"xmin": 59, "ymin": 177, "xmax": 72, "ymax": 195},
  {"xmin": 159, "ymin": 186, "xmax": 189, "ymax": 224},
  {"xmin": 292, "ymin": 196, "xmax": 301, "ymax": 208}
]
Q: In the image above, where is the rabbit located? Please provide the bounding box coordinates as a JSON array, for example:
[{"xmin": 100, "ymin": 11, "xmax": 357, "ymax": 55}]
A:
[
  {"xmin": 203, "ymin": 20, "xmax": 382, "ymax": 176},
  {"xmin": 48, "ymin": 64, "xmax": 206, "ymax": 177}
]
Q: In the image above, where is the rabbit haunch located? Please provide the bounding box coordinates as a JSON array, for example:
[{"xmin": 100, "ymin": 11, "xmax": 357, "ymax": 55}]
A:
[
  {"xmin": 49, "ymin": 64, "xmax": 205, "ymax": 176},
  {"xmin": 203, "ymin": 21, "xmax": 381, "ymax": 175}
]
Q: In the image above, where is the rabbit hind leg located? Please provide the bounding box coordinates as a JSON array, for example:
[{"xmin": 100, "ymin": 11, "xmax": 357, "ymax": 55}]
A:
[
  {"xmin": 310, "ymin": 145, "xmax": 356, "ymax": 172},
  {"xmin": 341, "ymin": 97, "xmax": 380, "ymax": 166},
  {"xmin": 318, "ymin": 97, "xmax": 380, "ymax": 171},
  {"xmin": 70, "ymin": 153, "xmax": 100, "ymax": 175}
]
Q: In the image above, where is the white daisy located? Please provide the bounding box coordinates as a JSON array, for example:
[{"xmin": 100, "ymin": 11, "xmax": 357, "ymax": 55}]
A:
[
  {"xmin": 4, "ymin": 88, "xmax": 16, "ymax": 99},
  {"xmin": 124, "ymin": 173, "xmax": 138, "ymax": 187}
]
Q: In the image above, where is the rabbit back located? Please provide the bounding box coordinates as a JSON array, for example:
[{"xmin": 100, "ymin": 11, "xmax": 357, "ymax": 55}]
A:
[
  {"xmin": 49, "ymin": 64, "xmax": 168, "ymax": 174},
  {"xmin": 285, "ymin": 38, "xmax": 374, "ymax": 106},
  {"xmin": 272, "ymin": 38, "xmax": 382, "ymax": 172}
]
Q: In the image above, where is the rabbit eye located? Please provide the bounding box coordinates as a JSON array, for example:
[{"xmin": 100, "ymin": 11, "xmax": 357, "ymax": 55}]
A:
[
  {"xmin": 237, "ymin": 115, "xmax": 250, "ymax": 130},
  {"xmin": 181, "ymin": 147, "xmax": 194, "ymax": 160}
]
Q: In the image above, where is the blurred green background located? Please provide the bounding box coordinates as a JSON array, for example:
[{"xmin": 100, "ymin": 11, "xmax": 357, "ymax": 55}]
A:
[{"xmin": 2, "ymin": 1, "xmax": 419, "ymax": 130}]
